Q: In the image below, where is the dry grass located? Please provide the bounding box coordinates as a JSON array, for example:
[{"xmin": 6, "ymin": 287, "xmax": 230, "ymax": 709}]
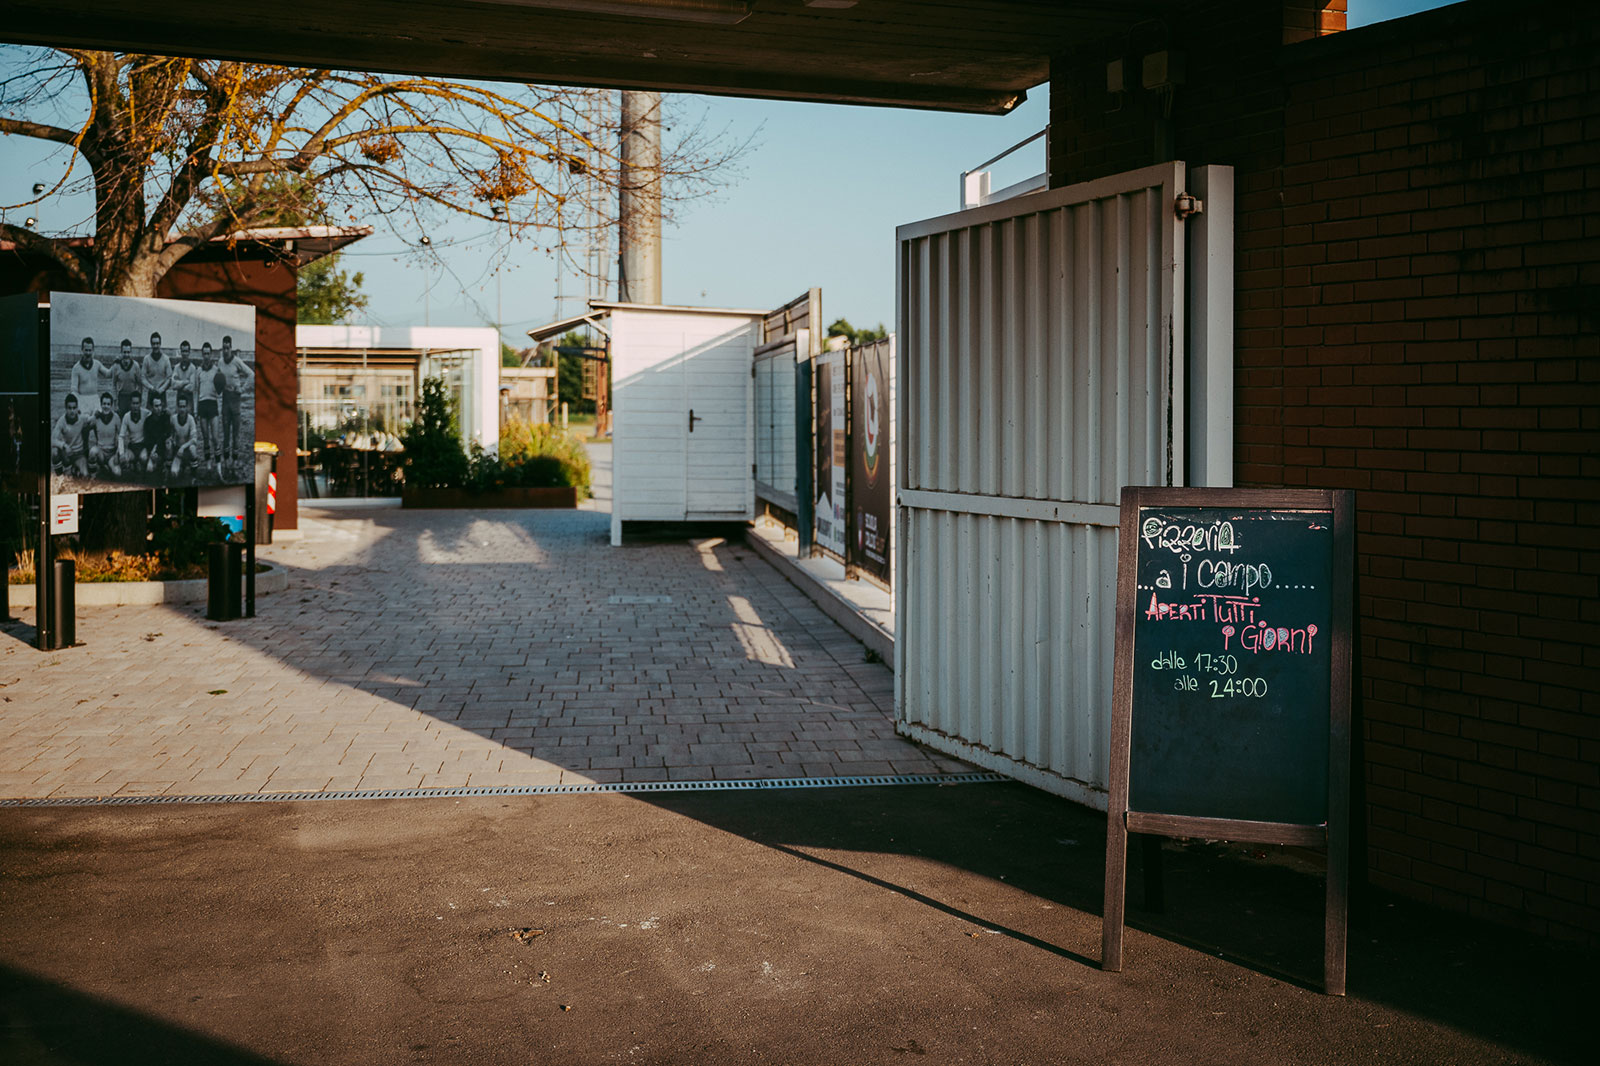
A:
[{"xmin": 7, "ymin": 548, "xmax": 207, "ymax": 585}]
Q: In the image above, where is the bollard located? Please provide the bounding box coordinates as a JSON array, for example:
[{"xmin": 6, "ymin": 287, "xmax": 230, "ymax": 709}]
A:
[
  {"xmin": 207, "ymin": 542, "xmax": 233, "ymax": 621},
  {"xmin": 225, "ymin": 541, "xmax": 244, "ymax": 621},
  {"xmin": 50, "ymin": 558, "xmax": 76, "ymax": 649}
]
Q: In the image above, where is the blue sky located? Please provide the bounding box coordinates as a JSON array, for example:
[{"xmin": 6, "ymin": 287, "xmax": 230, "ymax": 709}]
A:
[{"xmin": 1, "ymin": 0, "xmax": 1448, "ymax": 347}]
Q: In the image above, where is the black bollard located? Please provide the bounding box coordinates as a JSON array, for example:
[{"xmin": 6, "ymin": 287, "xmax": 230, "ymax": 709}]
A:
[
  {"xmin": 51, "ymin": 558, "xmax": 76, "ymax": 649},
  {"xmin": 207, "ymin": 542, "xmax": 232, "ymax": 621},
  {"xmin": 225, "ymin": 541, "xmax": 244, "ymax": 621}
]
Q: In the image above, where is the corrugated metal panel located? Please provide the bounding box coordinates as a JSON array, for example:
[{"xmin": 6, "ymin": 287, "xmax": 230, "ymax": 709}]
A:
[{"xmin": 894, "ymin": 161, "xmax": 1187, "ymax": 810}]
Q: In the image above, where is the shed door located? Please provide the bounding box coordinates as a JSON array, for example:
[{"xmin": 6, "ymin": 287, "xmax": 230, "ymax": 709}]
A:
[
  {"xmin": 895, "ymin": 161, "xmax": 1226, "ymax": 810},
  {"xmin": 682, "ymin": 328, "xmax": 754, "ymax": 519}
]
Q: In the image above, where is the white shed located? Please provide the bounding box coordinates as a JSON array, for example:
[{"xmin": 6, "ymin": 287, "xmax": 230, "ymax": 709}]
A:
[{"xmin": 598, "ymin": 301, "xmax": 763, "ymax": 546}]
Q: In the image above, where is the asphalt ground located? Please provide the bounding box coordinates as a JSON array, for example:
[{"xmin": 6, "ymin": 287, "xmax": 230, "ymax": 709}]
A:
[{"xmin": 0, "ymin": 781, "xmax": 1586, "ymax": 1066}]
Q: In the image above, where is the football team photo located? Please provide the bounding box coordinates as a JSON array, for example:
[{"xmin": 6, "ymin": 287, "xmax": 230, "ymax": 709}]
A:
[{"xmin": 47, "ymin": 293, "xmax": 256, "ymax": 495}]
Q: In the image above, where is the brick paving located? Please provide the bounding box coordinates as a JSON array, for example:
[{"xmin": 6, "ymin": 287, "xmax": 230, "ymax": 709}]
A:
[{"xmin": 0, "ymin": 501, "xmax": 967, "ymax": 799}]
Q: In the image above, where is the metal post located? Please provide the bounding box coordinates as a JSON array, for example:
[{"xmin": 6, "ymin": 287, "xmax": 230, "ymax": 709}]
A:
[
  {"xmin": 207, "ymin": 542, "xmax": 231, "ymax": 621},
  {"xmin": 49, "ymin": 557, "xmax": 75, "ymax": 649},
  {"xmin": 843, "ymin": 342, "xmax": 854, "ymax": 580},
  {"xmin": 34, "ymin": 306, "xmax": 52, "ymax": 652},
  {"xmin": 225, "ymin": 541, "xmax": 244, "ymax": 621},
  {"xmin": 244, "ymin": 481, "xmax": 256, "ymax": 618}
]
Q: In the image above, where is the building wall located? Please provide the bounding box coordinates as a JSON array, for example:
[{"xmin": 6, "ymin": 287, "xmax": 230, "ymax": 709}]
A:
[
  {"xmin": 1049, "ymin": 0, "xmax": 1599, "ymax": 942},
  {"xmin": 296, "ymin": 324, "xmax": 503, "ymax": 453},
  {"xmin": 161, "ymin": 257, "xmax": 300, "ymax": 531}
]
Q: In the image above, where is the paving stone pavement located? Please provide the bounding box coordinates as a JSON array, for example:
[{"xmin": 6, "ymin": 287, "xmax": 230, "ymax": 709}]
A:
[{"xmin": 0, "ymin": 505, "xmax": 970, "ymax": 799}]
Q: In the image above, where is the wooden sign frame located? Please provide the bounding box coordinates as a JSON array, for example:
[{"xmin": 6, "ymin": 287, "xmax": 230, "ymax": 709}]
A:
[{"xmin": 1101, "ymin": 486, "xmax": 1354, "ymax": 995}]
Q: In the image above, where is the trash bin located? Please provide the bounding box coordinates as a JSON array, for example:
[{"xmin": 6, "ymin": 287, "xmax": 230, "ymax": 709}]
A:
[{"xmin": 253, "ymin": 442, "xmax": 277, "ymax": 544}]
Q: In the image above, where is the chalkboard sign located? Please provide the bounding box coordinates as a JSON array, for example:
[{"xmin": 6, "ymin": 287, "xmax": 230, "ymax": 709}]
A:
[{"xmin": 1102, "ymin": 486, "xmax": 1354, "ymax": 995}]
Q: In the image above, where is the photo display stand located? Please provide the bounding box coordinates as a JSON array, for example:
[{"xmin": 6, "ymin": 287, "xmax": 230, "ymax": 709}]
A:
[
  {"xmin": 1102, "ymin": 486, "xmax": 1355, "ymax": 995},
  {"xmin": 16, "ymin": 292, "xmax": 260, "ymax": 648}
]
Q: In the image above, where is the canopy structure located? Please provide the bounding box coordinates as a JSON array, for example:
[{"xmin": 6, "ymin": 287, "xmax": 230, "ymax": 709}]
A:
[{"xmin": 0, "ymin": 0, "xmax": 1170, "ymax": 115}]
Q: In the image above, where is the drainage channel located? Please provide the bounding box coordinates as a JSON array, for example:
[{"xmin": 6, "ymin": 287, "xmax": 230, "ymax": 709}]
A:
[{"xmin": 0, "ymin": 772, "xmax": 1011, "ymax": 808}]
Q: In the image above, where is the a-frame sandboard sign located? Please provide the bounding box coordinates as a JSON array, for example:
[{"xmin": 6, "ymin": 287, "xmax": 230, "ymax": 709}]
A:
[{"xmin": 1102, "ymin": 486, "xmax": 1355, "ymax": 995}]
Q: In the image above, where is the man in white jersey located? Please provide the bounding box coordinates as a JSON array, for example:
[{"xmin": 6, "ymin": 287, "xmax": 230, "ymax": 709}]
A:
[
  {"xmin": 85, "ymin": 392, "xmax": 122, "ymax": 478},
  {"xmin": 196, "ymin": 343, "xmax": 222, "ymax": 465},
  {"xmin": 169, "ymin": 395, "xmax": 201, "ymax": 479},
  {"xmin": 143, "ymin": 330, "xmax": 174, "ymax": 411},
  {"xmin": 219, "ymin": 335, "xmax": 250, "ymax": 468},
  {"xmin": 70, "ymin": 337, "xmax": 110, "ymax": 404},
  {"xmin": 49, "ymin": 394, "xmax": 87, "ymax": 476}
]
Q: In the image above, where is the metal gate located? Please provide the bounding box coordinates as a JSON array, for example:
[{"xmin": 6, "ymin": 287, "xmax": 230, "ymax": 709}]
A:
[
  {"xmin": 894, "ymin": 161, "xmax": 1231, "ymax": 809},
  {"xmin": 753, "ymin": 289, "xmax": 820, "ymax": 537}
]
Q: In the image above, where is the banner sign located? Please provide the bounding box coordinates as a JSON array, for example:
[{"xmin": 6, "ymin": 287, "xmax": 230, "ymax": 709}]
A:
[
  {"xmin": 847, "ymin": 337, "xmax": 891, "ymax": 583},
  {"xmin": 813, "ymin": 348, "xmax": 846, "ymax": 557},
  {"xmin": 48, "ymin": 293, "xmax": 256, "ymax": 495}
]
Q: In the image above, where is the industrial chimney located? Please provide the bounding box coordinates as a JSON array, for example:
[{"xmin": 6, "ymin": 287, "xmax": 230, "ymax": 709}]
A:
[{"xmin": 618, "ymin": 90, "xmax": 662, "ymax": 305}]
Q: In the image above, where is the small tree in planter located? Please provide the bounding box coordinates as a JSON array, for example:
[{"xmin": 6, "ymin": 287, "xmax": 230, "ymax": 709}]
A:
[{"xmin": 402, "ymin": 377, "xmax": 469, "ymax": 489}]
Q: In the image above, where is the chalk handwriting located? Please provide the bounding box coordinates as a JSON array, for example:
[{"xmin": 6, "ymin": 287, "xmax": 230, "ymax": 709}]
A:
[
  {"xmin": 1141, "ymin": 516, "xmax": 1241, "ymax": 556},
  {"xmin": 1221, "ymin": 621, "xmax": 1318, "ymax": 655}
]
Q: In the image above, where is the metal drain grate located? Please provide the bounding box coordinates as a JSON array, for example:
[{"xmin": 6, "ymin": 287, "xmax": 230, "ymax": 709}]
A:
[{"xmin": 0, "ymin": 772, "xmax": 1011, "ymax": 808}]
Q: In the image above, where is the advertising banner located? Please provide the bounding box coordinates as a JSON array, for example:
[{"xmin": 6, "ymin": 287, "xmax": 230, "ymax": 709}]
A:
[
  {"xmin": 813, "ymin": 348, "xmax": 846, "ymax": 557},
  {"xmin": 847, "ymin": 338, "xmax": 891, "ymax": 584},
  {"xmin": 48, "ymin": 293, "xmax": 256, "ymax": 495}
]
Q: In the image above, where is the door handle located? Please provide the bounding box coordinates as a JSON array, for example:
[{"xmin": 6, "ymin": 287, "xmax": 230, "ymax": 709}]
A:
[{"xmin": 688, "ymin": 408, "xmax": 703, "ymax": 432}]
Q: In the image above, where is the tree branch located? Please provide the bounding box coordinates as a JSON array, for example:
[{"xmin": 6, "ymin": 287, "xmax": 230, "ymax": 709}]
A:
[
  {"xmin": 0, "ymin": 116, "xmax": 79, "ymax": 145},
  {"xmin": 151, "ymin": 214, "xmax": 234, "ymax": 277},
  {"xmin": 147, "ymin": 61, "xmax": 234, "ymax": 240}
]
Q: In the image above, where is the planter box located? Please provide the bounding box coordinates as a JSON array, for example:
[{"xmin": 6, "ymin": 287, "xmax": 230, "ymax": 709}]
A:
[
  {"xmin": 402, "ymin": 486, "xmax": 578, "ymax": 510},
  {"xmin": 8, "ymin": 562, "xmax": 287, "ymax": 609}
]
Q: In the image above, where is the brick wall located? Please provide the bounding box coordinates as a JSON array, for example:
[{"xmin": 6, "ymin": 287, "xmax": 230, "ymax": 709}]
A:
[
  {"xmin": 1050, "ymin": 0, "xmax": 1599, "ymax": 942},
  {"xmin": 161, "ymin": 256, "xmax": 300, "ymax": 532}
]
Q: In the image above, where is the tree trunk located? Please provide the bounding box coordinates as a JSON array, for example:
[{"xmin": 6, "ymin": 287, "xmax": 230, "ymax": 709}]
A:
[{"xmin": 79, "ymin": 491, "xmax": 152, "ymax": 554}]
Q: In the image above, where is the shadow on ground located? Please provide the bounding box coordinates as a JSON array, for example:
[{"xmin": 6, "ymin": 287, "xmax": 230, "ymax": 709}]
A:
[
  {"xmin": 1, "ymin": 964, "xmax": 284, "ymax": 1066},
  {"xmin": 643, "ymin": 783, "xmax": 1587, "ymax": 1064},
  {"xmin": 0, "ymin": 784, "xmax": 1586, "ymax": 1066},
  {"xmin": 4, "ymin": 508, "xmax": 1586, "ymax": 1062}
]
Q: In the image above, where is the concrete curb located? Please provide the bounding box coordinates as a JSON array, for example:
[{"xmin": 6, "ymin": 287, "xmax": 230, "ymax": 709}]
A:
[
  {"xmin": 8, "ymin": 561, "xmax": 287, "ymax": 609},
  {"xmin": 744, "ymin": 528, "xmax": 894, "ymax": 665}
]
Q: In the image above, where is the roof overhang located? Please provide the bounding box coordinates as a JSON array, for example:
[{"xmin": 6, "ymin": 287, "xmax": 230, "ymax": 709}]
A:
[
  {"xmin": 527, "ymin": 310, "xmax": 612, "ymax": 345},
  {"xmin": 0, "ymin": 225, "xmax": 372, "ymax": 266},
  {"xmin": 0, "ymin": 1, "xmax": 1170, "ymax": 115},
  {"xmin": 223, "ymin": 226, "xmax": 374, "ymax": 267}
]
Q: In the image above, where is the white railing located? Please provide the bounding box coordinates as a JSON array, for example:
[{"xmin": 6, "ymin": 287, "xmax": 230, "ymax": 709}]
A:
[{"xmin": 958, "ymin": 127, "xmax": 1049, "ymax": 209}]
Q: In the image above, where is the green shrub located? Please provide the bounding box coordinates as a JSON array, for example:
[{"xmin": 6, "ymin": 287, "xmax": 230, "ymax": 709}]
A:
[
  {"xmin": 147, "ymin": 511, "xmax": 232, "ymax": 572},
  {"xmin": 402, "ymin": 376, "xmax": 469, "ymax": 489},
  {"xmin": 494, "ymin": 417, "xmax": 591, "ymax": 498}
]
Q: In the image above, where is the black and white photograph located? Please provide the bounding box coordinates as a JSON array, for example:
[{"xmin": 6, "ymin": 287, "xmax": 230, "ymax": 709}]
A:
[{"xmin": 47, "ymin": 292, "xmax": 255, "ymax": 495}]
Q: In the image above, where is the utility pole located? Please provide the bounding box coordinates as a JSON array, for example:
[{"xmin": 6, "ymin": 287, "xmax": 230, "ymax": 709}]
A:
[{"xmin": 618, "ymin": 90, "xmax": 662, "ymax": 305}]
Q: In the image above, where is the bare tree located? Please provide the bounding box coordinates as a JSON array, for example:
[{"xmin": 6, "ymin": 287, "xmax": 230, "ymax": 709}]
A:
[{"xmin": 0, "ymin": 48, "xmax": 746, "ymax": 295}]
